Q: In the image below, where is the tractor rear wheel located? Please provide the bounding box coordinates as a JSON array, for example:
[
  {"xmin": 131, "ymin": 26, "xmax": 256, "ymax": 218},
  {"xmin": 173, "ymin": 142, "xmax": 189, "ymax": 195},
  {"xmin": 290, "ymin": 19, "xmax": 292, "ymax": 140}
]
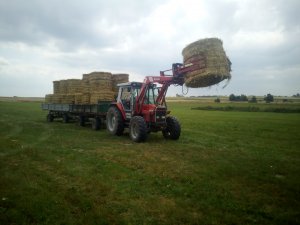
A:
[
  {"xmin": 129, "ymin": 116, "xmax": 147, "ymax": 142},
  {"xmin": 162, "ymin": 116, "xmax": 181, "ymax": 140},
  {"xmin": 106, "ymin": 106, "xmax": 124, "ymax": 136}
]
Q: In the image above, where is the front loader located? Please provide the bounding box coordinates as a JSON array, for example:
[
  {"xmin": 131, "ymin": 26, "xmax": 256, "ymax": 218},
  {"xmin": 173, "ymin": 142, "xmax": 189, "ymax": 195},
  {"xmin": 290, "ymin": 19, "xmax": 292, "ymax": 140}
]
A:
[{"xmin": 106, "ymin": 57, "xmax": 206, "ymax": 142}]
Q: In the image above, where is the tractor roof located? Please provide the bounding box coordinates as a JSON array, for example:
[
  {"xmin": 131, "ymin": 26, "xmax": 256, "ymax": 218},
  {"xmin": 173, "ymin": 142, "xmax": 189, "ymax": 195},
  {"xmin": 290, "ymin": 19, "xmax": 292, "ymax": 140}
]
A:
[{"xmin": 117, "ymin": 82, "xmax": 143, "ymax": 87}]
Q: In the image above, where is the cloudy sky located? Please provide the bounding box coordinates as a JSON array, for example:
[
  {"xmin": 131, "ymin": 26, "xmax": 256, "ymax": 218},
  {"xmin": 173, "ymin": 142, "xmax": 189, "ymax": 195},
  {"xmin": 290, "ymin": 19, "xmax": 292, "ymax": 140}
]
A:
[{"xmin": 0, "ymin": 0, "xmax": 299, "ymax": 97}]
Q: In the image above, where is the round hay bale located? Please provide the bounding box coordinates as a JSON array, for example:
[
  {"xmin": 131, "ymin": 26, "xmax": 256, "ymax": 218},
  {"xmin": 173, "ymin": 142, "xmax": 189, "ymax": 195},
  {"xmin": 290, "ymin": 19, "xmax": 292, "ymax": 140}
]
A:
[
  {"xmin": 74, "ymin": 93, "xmax": 83, "ymax": 104},
  {"xmin": 83, "ymin": 72, "xmax": 112, "ymax": 81},
  {"xmin": 45, "ymin": 94, "xmax": 53, "ymax": 103},
  {"xmin": 60, "ymin": 94, "xmax": 75, "ymax": 104},
  {"xmin": 66, "ymin": 79, "xmax": 83, "ymax": 94},
  {"xmin": 112, "ymin": 73, "xmax": 129, "ymax": 82},
  {"xmin": 81, "ymin": 93, "xmax": 90, "ymax": 104},
  {"xmin": 182, "ymin": 38, "xmax": 231, "ymax": 88},
  {"xmin": 59, "ymin": 80, "xmax": 68, "ymax": 94},
  {"xmin": 112, "ymin": 74, "xmax": 129, "ymax": 92},
  {"xmin": 81, "ymin": 80, "xmax": 90, "ymax": 93},
  {"xmin": 90, "ymin": 91, "xmax": 115, "ymax": 104},
  {"xmin": 53, "ymin": 81, "xmax": 60, "ymax": 94},
  {"xmin": 89, "ymin": 79, "xmax": 113, "ymax": 92},
  {"xmin": 50, "ymin": 94, "xmax": 62, "ymax": 103}
]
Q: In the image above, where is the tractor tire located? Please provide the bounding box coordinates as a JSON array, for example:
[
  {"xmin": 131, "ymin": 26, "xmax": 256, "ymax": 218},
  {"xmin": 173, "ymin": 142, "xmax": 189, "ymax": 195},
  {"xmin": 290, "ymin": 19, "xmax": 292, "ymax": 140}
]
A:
[
  {"xmin": 106, "ymin": 106, "xmax": 124, "ymax": 136},
  {"xmin": 92, "ymin": 117, "xmax": 101, "ymax": 130},
  {"xmin": 162, "ymin": 116, "xmax": 181, "ymax": 140},
  {"xmin": 62, "ymin": 114, "xmax": 69, "ymax": 123},
  {"xmin": 47, "ymin": 114, "xmax": 54, "ymax": 122},
  {"xmin": 129, "ymin": 116, "xmax": 147, "ymax": 142}
]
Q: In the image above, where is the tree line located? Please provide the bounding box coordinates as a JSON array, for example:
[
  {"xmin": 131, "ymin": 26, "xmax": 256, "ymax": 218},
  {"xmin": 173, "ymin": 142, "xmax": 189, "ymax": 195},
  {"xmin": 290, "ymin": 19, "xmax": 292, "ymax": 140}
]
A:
[{"xmin": 227, "ymin": 94, "xmax": 274, "ymax": 103}]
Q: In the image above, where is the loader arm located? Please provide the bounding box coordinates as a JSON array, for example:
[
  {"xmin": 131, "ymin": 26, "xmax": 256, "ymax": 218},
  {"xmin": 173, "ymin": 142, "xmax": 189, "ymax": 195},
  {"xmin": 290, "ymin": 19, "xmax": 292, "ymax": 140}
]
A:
[{"xmin": 134, "ymin": 56, "xmax": 206, "ymax": 114}]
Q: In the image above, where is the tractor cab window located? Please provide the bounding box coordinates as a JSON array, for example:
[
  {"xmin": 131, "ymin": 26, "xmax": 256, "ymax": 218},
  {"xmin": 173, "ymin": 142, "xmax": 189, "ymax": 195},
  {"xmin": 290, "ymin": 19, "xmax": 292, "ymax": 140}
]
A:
[
  {"xmin": 144, "ymin": 86, "xmax": 158, "ymax": 105},
  {"xmin": 120, "ymin": 86, "xmax": 131, "ymax": 110}
]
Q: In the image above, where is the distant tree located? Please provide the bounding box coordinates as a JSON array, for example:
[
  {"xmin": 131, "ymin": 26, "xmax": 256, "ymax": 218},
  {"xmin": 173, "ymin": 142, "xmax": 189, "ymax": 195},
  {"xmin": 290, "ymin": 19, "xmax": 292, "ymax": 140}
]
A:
[
  {"xmin": 240, "ymin": 94, "xmax": 248, "ymax": 101},
  {"xmin": 264, "ymin": 93, "xmax": 274, "ymax": 103},
  {"xmin": 292, "ymin": 93, "xmax": 300, "ymax": 97},
  {"xmin": 214, "ymin": 98, "xmax": 220, "ymax": 103},
  {"xmin": 249, "ymin": 96, "xmax": 257, "ymax": 103},
  {"xmin": 229, "ymin": 94, "xmax": 248, "ymax": 102},
  {"xmin": 229, "ymin": 94, "xmax": 236, "ymax": 101}
]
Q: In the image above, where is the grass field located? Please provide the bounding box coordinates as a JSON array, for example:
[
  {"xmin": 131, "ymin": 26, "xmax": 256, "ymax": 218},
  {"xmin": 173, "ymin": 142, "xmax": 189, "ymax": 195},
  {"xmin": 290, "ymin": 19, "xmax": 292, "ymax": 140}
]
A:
[{"xmin": 0, "ymin": 100, "xmax": 300, "ymax": 225}]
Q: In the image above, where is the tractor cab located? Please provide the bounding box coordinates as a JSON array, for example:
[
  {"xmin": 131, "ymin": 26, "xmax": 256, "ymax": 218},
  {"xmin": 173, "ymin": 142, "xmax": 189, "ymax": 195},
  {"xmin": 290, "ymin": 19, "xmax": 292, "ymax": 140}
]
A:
[{"xmin": 116, "ymin": 82, "xmax": 165, "ymax": 121}]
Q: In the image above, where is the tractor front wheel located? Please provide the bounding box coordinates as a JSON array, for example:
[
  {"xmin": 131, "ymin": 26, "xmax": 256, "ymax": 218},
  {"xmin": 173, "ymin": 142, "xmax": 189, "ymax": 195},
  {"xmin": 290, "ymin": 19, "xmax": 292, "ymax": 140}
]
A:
[
  {"xmin": 129, "ymin": 116, "xmax": 147, "ymax": 142},
  {"xmin": 106, "ymin": 106, "xmax": 124, "ymax": 136},
  {"xmin": 162, "ymin": 116, "xmax": 181, "ymax": 140}
]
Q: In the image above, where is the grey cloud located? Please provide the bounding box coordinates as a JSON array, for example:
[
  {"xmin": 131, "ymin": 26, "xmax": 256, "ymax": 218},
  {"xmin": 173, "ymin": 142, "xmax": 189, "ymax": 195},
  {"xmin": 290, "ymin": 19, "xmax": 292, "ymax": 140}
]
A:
[
  {"xmin": 0, "ymin": 0, "xmax": 166, "ymax": 50},
  {"xmin": 0, "ymin": 0, "xmax": 299, "ymax": 97}
]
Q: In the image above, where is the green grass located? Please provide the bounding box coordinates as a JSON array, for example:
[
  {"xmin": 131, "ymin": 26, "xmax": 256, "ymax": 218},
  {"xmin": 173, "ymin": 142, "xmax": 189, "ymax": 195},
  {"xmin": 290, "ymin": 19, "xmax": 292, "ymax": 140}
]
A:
[
  {"xmin": 191, "ymin": 102, "xmax": 300, "ymax": 113},
  {"xmin": 1, "ymin": 101, "xmax": 300, "ymax": 225}
]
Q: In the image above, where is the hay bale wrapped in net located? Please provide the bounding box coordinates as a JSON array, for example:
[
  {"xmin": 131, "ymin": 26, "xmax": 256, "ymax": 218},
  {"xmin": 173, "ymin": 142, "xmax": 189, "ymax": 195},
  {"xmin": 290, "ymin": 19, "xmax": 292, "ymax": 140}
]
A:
[{"xmin": 182, "ymin": 38, "xmax": 231, "ymax": 88}]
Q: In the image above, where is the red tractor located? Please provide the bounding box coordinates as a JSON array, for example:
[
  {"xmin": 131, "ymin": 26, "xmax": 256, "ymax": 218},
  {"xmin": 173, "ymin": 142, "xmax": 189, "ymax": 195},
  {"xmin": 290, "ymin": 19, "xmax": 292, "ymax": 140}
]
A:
[{"xmin": 106, "ymin": 57, "xmax": 206, "ymax": 142}]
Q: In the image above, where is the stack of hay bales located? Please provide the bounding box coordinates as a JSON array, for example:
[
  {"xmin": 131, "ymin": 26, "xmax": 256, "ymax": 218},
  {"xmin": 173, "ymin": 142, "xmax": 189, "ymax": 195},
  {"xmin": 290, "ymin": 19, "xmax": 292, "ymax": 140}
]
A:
[
  {"xmin": 182, "ymin": 38, "xmax": 231, "ymax": 88},
  {"xmin": 112, "ymin": 74, "xmax": 129, "ymax": 96},
  {"xmin": 45, "ymin": 71, "xmax": 129, "ymax": 104},
  {"xmin": 84, "ymin": 72, "xmax": 114, "ymax": 104}
]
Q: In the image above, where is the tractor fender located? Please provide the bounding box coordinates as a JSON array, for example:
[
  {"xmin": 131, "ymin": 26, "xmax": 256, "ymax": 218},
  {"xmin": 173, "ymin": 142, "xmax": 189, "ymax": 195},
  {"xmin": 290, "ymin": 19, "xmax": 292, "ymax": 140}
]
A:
[{"xmin": 109, "ymin": 102, "xmax": 126, "ymax": 121}]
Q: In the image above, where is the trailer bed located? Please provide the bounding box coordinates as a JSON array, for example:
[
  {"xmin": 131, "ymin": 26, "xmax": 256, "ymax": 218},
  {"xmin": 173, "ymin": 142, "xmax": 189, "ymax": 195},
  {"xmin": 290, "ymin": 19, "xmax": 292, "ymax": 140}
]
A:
[{"xmin": 41, "ymin": 102, "xmax": 111, "ymax": 115}]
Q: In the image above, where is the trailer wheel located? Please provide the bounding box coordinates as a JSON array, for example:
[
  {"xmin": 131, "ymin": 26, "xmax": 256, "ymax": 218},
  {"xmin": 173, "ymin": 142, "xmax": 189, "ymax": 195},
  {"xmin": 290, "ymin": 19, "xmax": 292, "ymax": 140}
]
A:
[
  {"xmin": 62, "ymin": 114, "xmax": 69, "ymax": 123},
  {"xmin": 129, "ymin": 116, "xmax": 147, "ymax": 142},
  {"xmin": 106, "ymin": 107, "xmax": 124, "ymax": 136},
  {"xmin": 47, "ymin": 114, "xmax": 54, "ymax": 122},
  {"xmin": 162, "ymin": 116, "xmax": 181, "ymax": 140},
  {"xmin": 79, "ymin": 115, "xmax": 85, "ymax": 126},
  {"xmin": 92, "ymin": 117, "xmax": 101, "ymax": 130}
]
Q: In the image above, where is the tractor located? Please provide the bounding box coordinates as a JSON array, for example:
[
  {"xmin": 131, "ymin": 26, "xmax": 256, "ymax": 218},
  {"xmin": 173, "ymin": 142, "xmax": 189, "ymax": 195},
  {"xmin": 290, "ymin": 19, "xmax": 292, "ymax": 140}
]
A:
[{"xmin": 106, "ymin": 57, "xmax": 206, "ymax": 142}]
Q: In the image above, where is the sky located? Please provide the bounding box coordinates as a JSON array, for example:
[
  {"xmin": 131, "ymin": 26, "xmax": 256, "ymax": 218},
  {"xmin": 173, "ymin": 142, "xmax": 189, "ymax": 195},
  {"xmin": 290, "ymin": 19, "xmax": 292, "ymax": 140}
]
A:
[{"xmin": 0, "ymin": 0, "xmax": 299, "ymax": 97}]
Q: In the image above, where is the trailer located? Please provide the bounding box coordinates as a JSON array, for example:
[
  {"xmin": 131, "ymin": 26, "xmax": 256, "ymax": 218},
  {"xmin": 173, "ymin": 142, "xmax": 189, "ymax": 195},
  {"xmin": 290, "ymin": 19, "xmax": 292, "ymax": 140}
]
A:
[
  {"xmin": 42, "ymin": 59, "xmax": 206, "ymax": 141},
  {"xmin": 41, "ymin": 102, "xmax": 111, "ymax": 130}
]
